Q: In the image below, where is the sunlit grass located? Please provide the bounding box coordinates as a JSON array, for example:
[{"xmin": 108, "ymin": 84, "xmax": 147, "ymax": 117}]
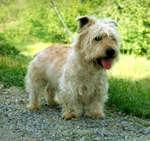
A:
[
  {"xmin": 109, "ymin": 54, "xmax": 150, "ymax": 80},
  {"xmin": 17, "ymin": 42, "xmax": 51, "ymax": 56}
]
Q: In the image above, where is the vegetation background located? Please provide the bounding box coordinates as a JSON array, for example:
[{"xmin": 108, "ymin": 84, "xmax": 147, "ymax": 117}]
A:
[{"xmin": 0, "ymin": 0, "xmax": 150, "ymax": 118}]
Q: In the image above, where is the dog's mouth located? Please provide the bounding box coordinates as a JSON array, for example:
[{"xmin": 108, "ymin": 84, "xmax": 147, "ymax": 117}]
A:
[{"xmin": 96, "ymin": 58, "xmax": 112, "ymax": 69}]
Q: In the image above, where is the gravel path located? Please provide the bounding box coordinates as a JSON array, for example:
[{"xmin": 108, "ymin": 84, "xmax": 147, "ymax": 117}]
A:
[{"xmin": 0, "ymin": 82, "xmax": 150, "ymax": 141}]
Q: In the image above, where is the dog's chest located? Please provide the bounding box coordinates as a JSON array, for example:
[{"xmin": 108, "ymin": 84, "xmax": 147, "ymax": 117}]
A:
[{"xmin": 63, "ymin": 69, "xmax": 108, "ymax": 103}]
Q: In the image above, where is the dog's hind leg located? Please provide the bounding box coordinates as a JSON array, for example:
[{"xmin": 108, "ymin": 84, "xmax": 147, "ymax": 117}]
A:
[
  {"xmin": 27, "ymin": 90, "xmax": 40, "ymax": 110},
  {"xmin": 25, "ymin": 76, "xmax": 45, "ymax": 110},
  {"xmin": 45, "ymin": 84, "xmax": 58, "ymax": 106}
]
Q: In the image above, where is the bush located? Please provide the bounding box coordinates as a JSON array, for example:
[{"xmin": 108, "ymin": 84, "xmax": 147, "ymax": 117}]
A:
[
  {"xmin": 0, "ymin": 33, "xmax": 20, "ymax": 56},
  {"xmin": 0, "ymin": 0, "xmax": 150, "ymax": 58},
  {"xmin": 116, "ymin": 1, "xmax": 150, "ymax": 59}
]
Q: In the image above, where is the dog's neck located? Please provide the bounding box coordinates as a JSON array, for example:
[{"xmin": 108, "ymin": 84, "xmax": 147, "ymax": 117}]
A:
[{"xmin": 68, "ymin": 44, "xmax": 103, "ymax": 74}]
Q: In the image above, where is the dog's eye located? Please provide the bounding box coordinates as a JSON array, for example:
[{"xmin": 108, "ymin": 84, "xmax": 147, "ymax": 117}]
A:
[
  {"xmin": 94, "ymin": 36, "xmax": 102, "ymax": 41},
  {"xmin": 112, "ymin": 38, "xmax": 116, "ymax": 42}
]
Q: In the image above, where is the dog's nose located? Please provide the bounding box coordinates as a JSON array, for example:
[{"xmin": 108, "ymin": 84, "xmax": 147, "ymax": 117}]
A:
[{"xmin": 106, "ymin": 48, "xmax": 115, "ymax": 58}]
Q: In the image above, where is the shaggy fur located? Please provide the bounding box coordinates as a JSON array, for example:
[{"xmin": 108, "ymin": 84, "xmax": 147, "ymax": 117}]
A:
[{"xmin": 25, "ymin": 16, "xmax": 120, "ymax": 119}]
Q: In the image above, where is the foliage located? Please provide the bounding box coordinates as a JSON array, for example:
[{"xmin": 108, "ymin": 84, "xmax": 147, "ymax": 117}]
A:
[
  {"xmin": 0, "ymin": 33, "xmax": 20, "ymax": 56},
  {"xmin": 0, "ymin": 0, "xmax": 150, "ymax": 58},
  {"xmin": 116, "ymin": 1, "xmax": 150, "ymax": 59}
]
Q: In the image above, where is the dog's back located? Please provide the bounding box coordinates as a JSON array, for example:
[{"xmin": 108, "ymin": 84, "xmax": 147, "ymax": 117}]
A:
[
  {"xmin": 29, "ymin": 44, "xmax": 71, "ymax": 82},
  {"xmin": 25, "ymin": 44, "xmax": 71, "ymax": 101}
]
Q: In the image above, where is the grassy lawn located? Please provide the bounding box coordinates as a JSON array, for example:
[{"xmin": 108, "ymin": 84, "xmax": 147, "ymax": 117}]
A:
[
  {"xmin": 16, "ymin": 42, "xmax": 51, "ymax": 56},
  {"xmin": 0, "ymin": 55, "xmax": 30, "ymax": 87},
  {"xmin": 0, "ymin": 42, "xmax": 150, "ymax": 118},
  {"xmin": 109, "ymin": 55, "xmax": 150, "ymax": 80},
  {"xmin": 108, "ymin": 55, "xmax": 150, "ymax": 118}
]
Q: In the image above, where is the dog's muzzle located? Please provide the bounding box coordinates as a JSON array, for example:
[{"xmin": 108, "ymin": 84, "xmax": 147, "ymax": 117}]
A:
[{"xmin": 96, "ymin": 47, "xmax": 116, "ymax": 69}]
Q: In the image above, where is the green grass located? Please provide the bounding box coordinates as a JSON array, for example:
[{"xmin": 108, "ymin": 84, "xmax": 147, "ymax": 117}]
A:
[
  {"xmin": 107, "ymin": 55, "xmax": 150, "ymax": 118},
  {"xmin": 0, "ymin": 43, "xmax": 150, "ymax": 118},
  {"xmin": 108, "ymin": 77, "xmax": 150, "ymax": 118},
  {"xmin": 109, "ymin": 55, "xmax": 150, "ymax": 79},
  {"xmin": 0, "ymin": 55, "xmax": 31, "ymax": 87},
  {"xmin": 0, "ymin": 42, "xmax": 50, "ymax": 87}
]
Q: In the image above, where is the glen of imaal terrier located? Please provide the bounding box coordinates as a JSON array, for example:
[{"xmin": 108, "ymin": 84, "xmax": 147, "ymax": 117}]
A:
[{"xmin": 25, "ymin": 16, "xmax": 120, "ymax": 119}]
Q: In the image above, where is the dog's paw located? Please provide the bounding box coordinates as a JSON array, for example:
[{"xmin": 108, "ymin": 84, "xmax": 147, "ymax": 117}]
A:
[
  {"xmin": 47, "ymin": 99, "xmax": 59, "ymax": 106},
  {"xmin": 27, "ymin": 103, "xmax": 40, "ymax": 110},
  {"xmin": 87, "ymin": 112, "xmax": 105, "ymax": 119},
  {"xmin": 62, "ymin": 112, "xmax": 77, "ymax": 120}
]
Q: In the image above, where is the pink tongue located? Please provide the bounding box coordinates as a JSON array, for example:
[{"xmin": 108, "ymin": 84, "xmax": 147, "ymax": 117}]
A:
[{"xmin": 101, "ymin": 58, "xmax": 111, "ymax": 69}]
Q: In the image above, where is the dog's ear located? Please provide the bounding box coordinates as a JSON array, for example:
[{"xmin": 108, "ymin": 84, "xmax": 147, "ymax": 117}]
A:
[
  {"xmin": 76, "ymin": 16, "xmax": 89, "ymax": 28},
  {"xmin": 76, "ymin": 16, "xmax": 96, "ymax": 33},
  {"xmin": 104, "ymin": 19, "xmax": 118, "ymax": 27},
  {"xmin": 109, "ymin": 20, "xmax": 118, "ymax": 27}
]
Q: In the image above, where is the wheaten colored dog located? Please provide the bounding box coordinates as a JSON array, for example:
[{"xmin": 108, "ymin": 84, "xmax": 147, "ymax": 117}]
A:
[{"xmin": 25, "ymin": 16, "xmax": 120, "ymax": 119}]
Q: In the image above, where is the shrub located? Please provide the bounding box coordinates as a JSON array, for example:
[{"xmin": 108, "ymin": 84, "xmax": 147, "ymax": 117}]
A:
[
  {"xmin": 0, "ymin": 0, "xmax": 149, "ymax": 58},
  {"xmin": 0, "ymin": 33, "xmax": 20, "ymax": 56}
]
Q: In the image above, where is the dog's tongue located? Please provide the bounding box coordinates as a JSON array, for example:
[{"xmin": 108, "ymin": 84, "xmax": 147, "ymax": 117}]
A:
[{"xmin": 101, "ymin": 58, "xmax": 111, "ymax": 69}]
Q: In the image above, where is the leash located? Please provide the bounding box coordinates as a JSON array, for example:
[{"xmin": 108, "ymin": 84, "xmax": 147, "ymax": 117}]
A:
[{"xmin": 50, "ymin": 0, "xmax": 75, "ymax": 42}]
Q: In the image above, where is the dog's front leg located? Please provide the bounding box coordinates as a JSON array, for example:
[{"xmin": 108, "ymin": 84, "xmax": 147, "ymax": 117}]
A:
[
  {"xmin": 85, "ymin": 93, "xmax": 107, "ymax": 118},
  {"xmin": 61, "ymin": 97, "xmax": 82, "ymax": 119},
  {"xmin": 59, "ymin": 90, "xmax": 82, "ymax": 119}
]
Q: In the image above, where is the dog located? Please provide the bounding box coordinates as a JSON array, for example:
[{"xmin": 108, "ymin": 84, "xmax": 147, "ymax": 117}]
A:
[{"xmin": 25, "ymin": 16, "xmax": 120, "ymax": 119}]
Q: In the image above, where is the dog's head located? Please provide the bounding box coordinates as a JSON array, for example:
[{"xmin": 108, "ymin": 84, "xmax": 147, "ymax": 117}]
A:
[{"xmin": 74, "ymin": 16, "xmax": 120, "ymax": 70}]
